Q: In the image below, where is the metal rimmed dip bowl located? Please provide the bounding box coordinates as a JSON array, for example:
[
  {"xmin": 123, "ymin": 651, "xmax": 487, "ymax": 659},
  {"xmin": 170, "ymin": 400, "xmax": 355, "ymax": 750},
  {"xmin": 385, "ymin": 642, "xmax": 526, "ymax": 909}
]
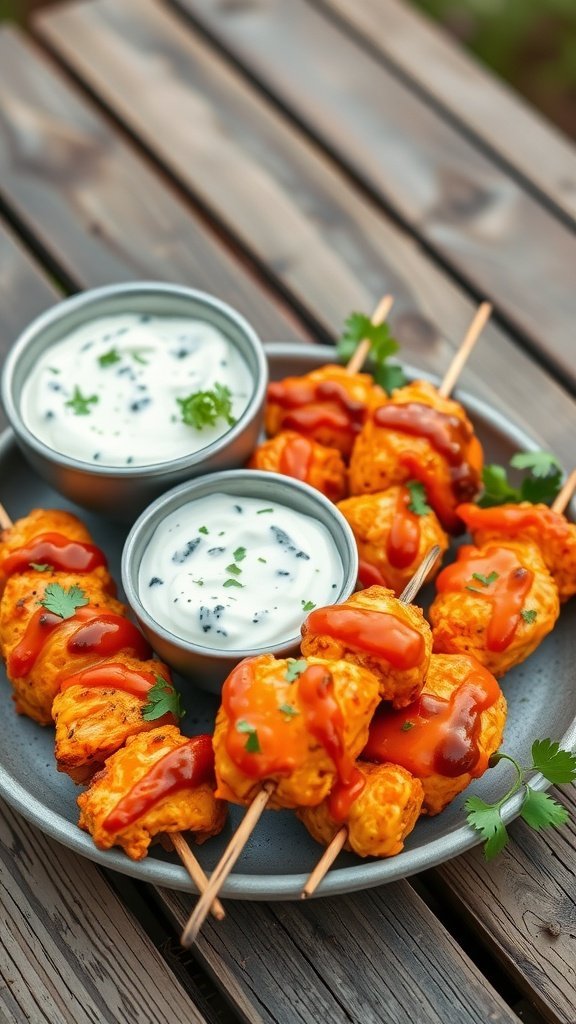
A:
[
  {"xmin": 1, "ymin": 282, "xmax": 267, "ymax": 520},
  {"xmin": 122, "ymin": 469, "xmax": 359, "ymax": 692}
]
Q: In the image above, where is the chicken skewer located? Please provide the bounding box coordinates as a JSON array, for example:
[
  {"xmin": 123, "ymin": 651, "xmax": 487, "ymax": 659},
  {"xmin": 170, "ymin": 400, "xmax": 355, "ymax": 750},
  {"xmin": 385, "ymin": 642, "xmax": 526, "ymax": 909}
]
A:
[
  {"xmin": 0, "ymin": 503, "xmax": 225, "ymax": 920},
  {"xmin": 181, "ymin": 545, "xmax": 441, "ymax": 944},
  {"xmin": 299, "ymin": 546, "xmax": 442, "ymax": 897}
]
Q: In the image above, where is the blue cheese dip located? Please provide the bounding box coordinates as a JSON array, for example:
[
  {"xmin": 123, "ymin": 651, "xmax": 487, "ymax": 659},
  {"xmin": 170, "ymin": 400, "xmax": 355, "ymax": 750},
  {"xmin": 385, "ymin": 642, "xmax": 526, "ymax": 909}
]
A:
[
  {"xmin": 138, "ymin": 493, "xmax": 344, "ymax": 650},
  {"xmin": 20, "ymin": 313, "xmax": 252, "ymax": 467}
]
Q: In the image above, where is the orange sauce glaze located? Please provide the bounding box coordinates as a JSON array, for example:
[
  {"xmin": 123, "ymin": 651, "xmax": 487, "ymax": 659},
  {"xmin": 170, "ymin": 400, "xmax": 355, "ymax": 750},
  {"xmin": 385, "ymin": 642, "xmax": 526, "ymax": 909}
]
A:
[
  {"xmin": 386, "ymin": 486, "xmax": 421, "ymax": 569},
  {"xmin": 458, "ymin": 502, "xmax": 570, "ymax": 542},
  {"xmin": 67, "ymin": 615, "xmax": 151, "ymax": 661},
  {"xmin": 436, "ymin": 545, "xmax": 534, "ymax": 652},
  {"xmin": 222, "ymin": 659, "xmax": 364, "ymax": 820},
  {"xmin": 364, "ymin": 656, "xmax": 500, "ymax": 777},
  {"xmin": 279, "ymin": 435, "xmax": 314, "ymax": 482},
  {"xmin": 305, "ymin": 606, "xmax": 425, "ymax": 668},
  {"xmin": 102, "ymin": 734, "xmax": 215, "ymax": 832},
  {"xmin": 373, "ymin": 403, "xmax": 480, "ymax": 531},
  {"xmin": 59, "ymin": 662, "xmax": 157, "ymax": 698},
  {"xmin": 2, "ymin": 533, "xmax": 107, "ymax": 575},
  {"xmin": 268, "ymin": 379, "xmax": 366, "ymax": 444},
  {"xmin": 358, "ymin": 560, "xmax": 387, "ymax": 588},
  {"xmin": 8, "ymin": 605, "xmax": 98, "ymax": 678}
]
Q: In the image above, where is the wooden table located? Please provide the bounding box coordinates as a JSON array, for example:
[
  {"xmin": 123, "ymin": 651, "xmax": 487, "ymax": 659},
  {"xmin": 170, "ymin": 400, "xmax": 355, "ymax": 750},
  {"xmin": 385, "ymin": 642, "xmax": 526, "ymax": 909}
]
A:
[{"xmin": 0, "ymin": 2, "xmax": 575, "ymax": 1021}]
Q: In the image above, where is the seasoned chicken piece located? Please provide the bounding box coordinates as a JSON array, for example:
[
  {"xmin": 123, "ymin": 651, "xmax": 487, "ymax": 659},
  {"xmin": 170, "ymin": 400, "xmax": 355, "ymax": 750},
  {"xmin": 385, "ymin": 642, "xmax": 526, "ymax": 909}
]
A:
[
  {"xmin": 338, "ymin": 487, "xmax": 449, "ymax": 596},
  {"xmin": 53, "ymin": 656, "xmax": 178, "ymax": 783},
  {"xmin": 364, "ymin": 653, "xmax": 506, "ymax": 815},
  {"xmin": 298, "ymin": 761, "xmax": 424, "ymax": 858},
  {"xmin": 301, "ymin": 585, "xmax": 431, "ymax": 707},
  {"xmin": 265, "ymin": 365, "xmax": 385, "ymax": 458},
  {"xmin": 78, "ymin": 727, "xmax": 226, "ymax": 861},
  {"xmin": 430, "ymin": 541, "xmax": 559, "ymax": 677},
  {"xmin": 0, "ymin": 508, "xmax": 113, "ymax": 595},
  {"xmin": 348, "ymin": 380, "xmax": 483, "ymax": 532},
  {"xmin": 1, "ymin": 571, "xmax": 143, "ymax": 724},
  {"xmin": 249, "ymin": 431, "xmax": 348, "ymax": 502},
  {"xmin": 458, "ymin": 502, "xmax": 576, "ymax": 603},
  {"xmin": 213, "ymin": 654, "xmax": 380, "ymax": 809}
]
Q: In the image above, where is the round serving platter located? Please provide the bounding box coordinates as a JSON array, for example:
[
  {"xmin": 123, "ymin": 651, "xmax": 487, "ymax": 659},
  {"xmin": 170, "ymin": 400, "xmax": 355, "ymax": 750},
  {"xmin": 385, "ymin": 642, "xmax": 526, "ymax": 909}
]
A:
[{"xmin": 0, "ymin": 343, "xmax": 575, "ymax": 900}]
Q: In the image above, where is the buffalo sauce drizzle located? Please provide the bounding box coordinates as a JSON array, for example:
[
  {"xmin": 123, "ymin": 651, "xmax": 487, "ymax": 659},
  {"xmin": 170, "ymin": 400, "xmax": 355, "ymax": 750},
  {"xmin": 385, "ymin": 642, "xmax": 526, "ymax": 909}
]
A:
[
  {"xmin": 279, "ymin": 434, "xmax": 314, "ymax": 482},
  {"xmin": 268, "ymin": 377, "xmax": 366, "ymax": 443},
  {"xmin": 305, "ymin": 605, "xmax": 425, "ymax": 668},
  {"xmin": 386, "ymin": 486, "xmax": 421, "ymax": 569},
  {"xmin": 357, "ymin": 560, "xmax": 387, "ymax": 588},
  {"xmin": 8, "ymin": 605, "xmax": 98, "ymax": 678},
  {"xmin": 436, "ymin": 545, "xmax": 534, "ymax": 651},
  {"xmin": 458, "ymin": 502, "xmax": 571, "ymax": 543},
  {"xmin": 59, "ymin": 662, "xmax": 157, "ymax": 698},
  {"xmin": 2, "ymin": 532, "xmax": 106, "ymax": 575},
  {"xmin": 102, "ymin": 734, "xmax": 215, "ymax": 832},
  {"xmin": 364, "ymin": 657, "xmax": 501, "ymax": 777},
  {"xmin": 67, "ymin": 615, "xmax": 151, "ymax": 660}
]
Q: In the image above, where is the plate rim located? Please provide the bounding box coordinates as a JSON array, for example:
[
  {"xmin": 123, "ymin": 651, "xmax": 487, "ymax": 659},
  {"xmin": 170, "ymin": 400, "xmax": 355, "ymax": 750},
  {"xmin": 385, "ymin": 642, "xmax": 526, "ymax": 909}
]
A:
[{"xmin": 1, "ymin": 345, "xmax": 575, "ymax": 899}]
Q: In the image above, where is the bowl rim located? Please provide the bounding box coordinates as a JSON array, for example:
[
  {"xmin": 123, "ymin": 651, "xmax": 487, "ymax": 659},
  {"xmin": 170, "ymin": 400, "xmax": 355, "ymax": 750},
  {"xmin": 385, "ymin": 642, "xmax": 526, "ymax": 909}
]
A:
[
  {"xmin": 1, "ymin": 281, "xmax": 268, "ymax": 478},
  {"xmin": 121, "ymin": 467, "xmax": 359, "ymax": 661}
]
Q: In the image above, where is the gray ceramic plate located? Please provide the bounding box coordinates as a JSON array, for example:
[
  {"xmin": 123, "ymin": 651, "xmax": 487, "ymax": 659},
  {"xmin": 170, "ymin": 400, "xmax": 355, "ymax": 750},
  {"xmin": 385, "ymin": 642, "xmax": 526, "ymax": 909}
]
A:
[{"xmin": 1, "ymin": 344, "xmax": 575, "ymax": 899}]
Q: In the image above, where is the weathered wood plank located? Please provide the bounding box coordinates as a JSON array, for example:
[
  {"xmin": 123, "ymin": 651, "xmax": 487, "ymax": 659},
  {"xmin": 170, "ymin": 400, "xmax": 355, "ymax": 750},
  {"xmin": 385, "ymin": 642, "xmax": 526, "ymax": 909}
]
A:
[
  {"xmin": 165, "ymin": 0, "xmax": 576, "ymax": 389},
  {"xmin": 33, "ymin": 0, "xmax": 576, "ymax": 459},
  {"xmin": 313, "ymin": 0, "xmax": 576, "ymax": 225},
  {"xmin": 158, "ymin": 882, "xmax": 521, "ymax": 1024},
  {"xmin": 0, "ymin": 28, "xmax": 302, "ymax": 344},
  {"xmin": 433, "ymin": 783, "xmax": 576, "ymax": 1024},
  {"xmin": 0, "ymin": 802, "xmax": 207, "ymax": 1024}
]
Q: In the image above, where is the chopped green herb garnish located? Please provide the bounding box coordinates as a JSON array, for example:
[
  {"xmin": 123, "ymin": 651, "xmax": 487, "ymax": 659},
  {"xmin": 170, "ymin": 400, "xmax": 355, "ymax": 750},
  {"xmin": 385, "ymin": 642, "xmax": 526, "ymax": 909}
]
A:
[
  {"xmin": 142, "ymin": 675, "xmax": 186, "ymax": 721},
  {"xmin": 479, "ymin": 451, "xmax": 563, "ymax": 508},
  {"xmin": 401, "ymin": 721, "xmax": 415, "ymax": 732},
  {"xmin": 466, "ymin": 739, "xmax": 576, "ymax": 860},
  {"xmin": 131, "ymin": 349, "xmax": 149, "ymax": 366},
  {"xmin": 225, "ymin": 563, "xmax": 242, "ymax": 576},
  {"xmin": 472, "ymin": 571, "xmax": 499, "ymax": 587},
  {"xmin": 337, "ymin": 312, "xmax": 406, "ymax": 392},
  {"xmin": 40, "ymin": 583, "xmax": 89, "ymax": 619},
  {"xmin": 236, "ymin": 720, "xmax": 261, "ymax": 753},
  {"xmin": 258, "ymin": 557, "xmax": 267, "ymax": 564},
  {"xmin": 48, "ymin": 367, "xmax": 60, "ymax": 375},
  {"xmin": 465, "ymin": 586, "xmax": 485, "ymax": 595},
  {"xmin": 521, "ymin": 609, "xmax": 538, "ymax": 624},
  {"xmin": 301, "ymin": 600, "xmax": 316, "ymax": 612},
  {"xmin": 29, "ymin": 562, "xmax": 52, "ymax": 572},
  {"xmin": 257, "ymin": 508, "xmax": 274, "ymax": 515},
  {"xmin": 285, "ymin": 658, "xmax": 308, "ymax": 682},
  {"xmin": 406, "ymin": 480, "xmax": 431, "ymax": 516},
  {"xmin": 199, "ymin": 526, "xmax": 209, "ymax": 535},
  {"xmin": 223, "ymin": 578, "xmax": 244, "ymax": 589},
  {"xmin": 177, "ymin": 383, "xmax": 235, "ymax": 431},
  {"xmin": 279, "ymin": 703, "xmax": 299, "ymax": 718},
  {"xmin": 193, "ymin": 579, "xmax": 204, "ymax": 587},
  {"xmin": 233, "ymin": 546, "xmax": 247, "ymax": 562},
  {"xmin": 98, "ymin": 348, "xmax": 121, "ymax": 367},
  {"xmin": 65, "ymin": 387, "xmax": 99, "ymax": 416}
]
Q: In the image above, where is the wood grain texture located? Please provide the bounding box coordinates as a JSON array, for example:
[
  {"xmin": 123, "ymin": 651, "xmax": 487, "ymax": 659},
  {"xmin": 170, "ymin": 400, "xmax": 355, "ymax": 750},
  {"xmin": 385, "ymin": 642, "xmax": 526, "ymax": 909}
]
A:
[
  {"xmin": 0, "ymin": 28, "xmax": 302, "ymax": 344},
  {"xmin": 433, "ymin": 784, "xmax": 576, "ymax": 1024},
  {"xmin": 33, "ymin": 0, "xmax": 576, "ymax": 455},
  {"xmin": 158, "ymin": 882, "xmax": 521, "ymax": 1024},
  {"xmin": 166, "ymin": 0, "xmax": 576, "ymax": 389},
  {"xmin": 314, "ymin": 0, "xmax": 576, "ymax": 224},
  {"xmin": 0, "ymin": 801, "xmax": 206, "ymax": 1024}
]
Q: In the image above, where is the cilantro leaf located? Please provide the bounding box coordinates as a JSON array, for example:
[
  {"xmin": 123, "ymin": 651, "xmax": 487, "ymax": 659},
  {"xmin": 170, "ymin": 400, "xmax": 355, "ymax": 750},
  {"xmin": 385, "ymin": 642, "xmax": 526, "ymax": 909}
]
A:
[
  {"xmin": 29, "ymin": 562, "xmax": 52, "ymax": 572},
  {"xmin": 521, "ymin": 609, "xmax": 537, "ymax": 624},
  {"xmin": 233, "ymin": 546, "xmax": 246, "ymax": 562},
  {"xmin": 225, "ymin": 563, "xmax": 242, "ymax": 576},
  {"xmin": 98, "ymin": 348, "xmax": 121, "ymax": 367},
  {"xmin": 65, "ymin": 387, "xmax": 99, "ymax": 416},
  {"xmin": 406, "ymin": 480, "xmax": 431, "ymax": 516},
  {"xmin": 465, "ymin": 795, "xmax": 509, "ymax": 860},
  {"xmin": 223, "ymin": 578, "xmax": 244, "ymax": 589},
  {"xmin": 40, "ymin": 583, "xmax": 89, "ymax": 619},
  {"xmin": 520, "ymin": 788, "xmax": 569, "ymax": 831},
  {"xmin": 177, "ymin": 383, "xmax": 235, "ymax": 430},
  {"xmin": 510, "ymin": 451, "xmax": 562, "ymax": 479},
  {"xmin": 285, "ymin": 658, "xmax": 308, "ymax": 682},
  {"xmin": 301, "ymin": 600, "xmax": 316, "ymax": 611},
  {"xmin": 401, "ymin": 721, "xmax": 414, "ymax": 732},
  {"xmin": 478, "ymin": 464, "xmax": 520, "ymax": 507},
  {"xmin": 236, "ymin": 720, "xmax": 261, "ymax": 753},
  {"xmin": 199, "ymin": 526, "xmax": 209, "ymax": 535},
  {"xmin": 479, "ymin": 452, "xmax": 563, "ymax": 508},
  {"xmin": 279, "ymin": 703, "xmax": 299, "ymax": 717},
  {"xmin": 142, "ymin": 675, "xmax": 185, "ymax": 721},
  {"xmin": 531, "ymin": 738, "xmax": 576, "ymax": 785},
  {"xmin": 337, "ymin": 312, "xmax": 406, "ymax": 393}
]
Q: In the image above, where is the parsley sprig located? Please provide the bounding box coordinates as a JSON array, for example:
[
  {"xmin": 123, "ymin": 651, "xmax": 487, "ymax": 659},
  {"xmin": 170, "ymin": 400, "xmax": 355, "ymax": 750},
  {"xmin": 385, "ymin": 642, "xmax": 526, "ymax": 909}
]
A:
[
  {"xmin": 465, "ymin": 739, "xmax": 576, "ymax": 860},
  {"xmin": 66, "ymin": 387, "xmax": 99, "ymax": 416},
  {"xmin": 177, "ymin": 383, "xmax": 236, "ymax": 431},
  {"xmin": 98, "ymin": 348, "xmax": 121, "ymax": 367},
  {"xmin": 479, "ymin": 452, "xmax": 563, "ymax": 508},
  {"xmin": 337, "ymin": 312, "xmax": 406, "ymax": 392},
  {"xmin": 406, "ymin": 481, "xmax": 431, "ymax": 516},
  {"xmin": 40, "ymin": 583, "xmax": 89, "ymax": 619},
  {"xmin": 142, "ymin": 675, "xmax": 186, "ymax": 721},
  {"xmin": 236, "ymin": 720, "xmax": 261, "ymax": 753},
  {"xmin": 285, "ymin": 658, "xmax": 308, "ymax": 682}
]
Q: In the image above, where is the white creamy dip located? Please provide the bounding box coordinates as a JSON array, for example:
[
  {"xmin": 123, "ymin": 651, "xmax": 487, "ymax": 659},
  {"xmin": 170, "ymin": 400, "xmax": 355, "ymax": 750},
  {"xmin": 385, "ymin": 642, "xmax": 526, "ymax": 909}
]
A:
[
  {"xmin": 20, "ymin": 313, "xmax": 252, "ymax": 467},
  {"xmin": 138, "ymin": 493, "xmax": 343, "ymax": 650}
]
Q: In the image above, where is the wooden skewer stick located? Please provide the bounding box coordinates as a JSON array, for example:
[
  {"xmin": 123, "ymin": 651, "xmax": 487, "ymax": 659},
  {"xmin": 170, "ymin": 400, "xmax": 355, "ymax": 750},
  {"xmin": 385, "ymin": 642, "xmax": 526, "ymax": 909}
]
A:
[
  {"xmin": 181, "ymin": 781, "xmax": 275, "ymax": 947},
  {"xmin": 345, "ymin": 294, "xmax": 394, "ymax": 376},
  {"xmin": 301, "ymin": 544, "xmax": 442, "ymax": 899},
  {"xmin": 0, "ymin": 502, "xmax": 224, "ymax": 921},
  {"xmin": 552, "ymin": 467, "xmax": 576, "ymax": 514},
  {"xmin": 438, "ymin": 301, "xmax": 492, "ymax": 399}
]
